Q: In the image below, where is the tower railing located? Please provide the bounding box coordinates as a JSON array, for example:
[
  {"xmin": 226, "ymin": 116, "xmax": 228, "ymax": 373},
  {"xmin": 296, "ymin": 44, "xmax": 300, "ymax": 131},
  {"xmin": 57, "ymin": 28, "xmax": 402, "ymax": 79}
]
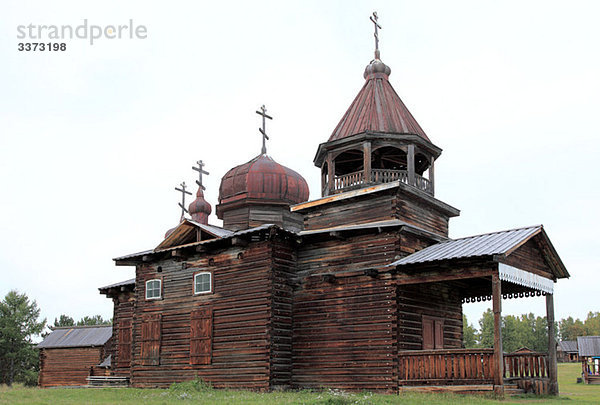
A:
[{"xmin": 330, "ymin": 169, "xmax": 433, "ymax": 195}]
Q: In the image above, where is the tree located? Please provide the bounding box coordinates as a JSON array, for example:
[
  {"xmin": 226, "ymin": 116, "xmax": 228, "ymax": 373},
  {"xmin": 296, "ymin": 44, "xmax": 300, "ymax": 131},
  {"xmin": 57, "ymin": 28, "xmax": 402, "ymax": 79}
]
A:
[
  {"xmin": 53, "ymin": 314, "xmax": 75, "ymax": 327},
  {"xmin": 559, "ymin": 316, "xmax": 586, "ymax": 341},
  {"xmin": 0, "ymin": 290, "xmax": 46, "ymax": 386},
  {"xmin": 77, "ymin": 315, "xmax": 111, "ymax": 326},
  {"xmin": 584, "ymin": 312, "xmax": 600, "ymax": 336},
  {"xmin": 462, "ymin": 314, "xmax": 478, "ymax": 348},
  {"xmin": 478, "ymin": 309, "xmax": 495, "ymax": 348}
]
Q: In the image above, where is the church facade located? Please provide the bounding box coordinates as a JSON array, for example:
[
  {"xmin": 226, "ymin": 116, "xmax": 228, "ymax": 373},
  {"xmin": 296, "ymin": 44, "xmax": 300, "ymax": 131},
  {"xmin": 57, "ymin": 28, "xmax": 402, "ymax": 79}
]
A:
[{"xmin": 98, "ymin": 15, "xmax": 568, "ymax": 396}]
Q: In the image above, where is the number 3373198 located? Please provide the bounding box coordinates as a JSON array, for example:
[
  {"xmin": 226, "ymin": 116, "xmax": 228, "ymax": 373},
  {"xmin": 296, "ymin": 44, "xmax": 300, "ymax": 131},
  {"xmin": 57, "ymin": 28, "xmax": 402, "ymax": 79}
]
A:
[{"xmin": 18, "ymin": 43, "xmax": 66, "ymax": 51}]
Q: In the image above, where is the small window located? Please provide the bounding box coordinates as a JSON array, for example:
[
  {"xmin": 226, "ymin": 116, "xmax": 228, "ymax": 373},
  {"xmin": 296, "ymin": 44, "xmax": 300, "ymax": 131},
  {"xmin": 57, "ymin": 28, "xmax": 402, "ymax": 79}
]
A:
[
  {"xmin": 194, "ymin": 272, "xmax": 212, "ymax": 295},
  {"xmin": 146, "ymin": 279, "xmax": 161, "ymax": 300}
]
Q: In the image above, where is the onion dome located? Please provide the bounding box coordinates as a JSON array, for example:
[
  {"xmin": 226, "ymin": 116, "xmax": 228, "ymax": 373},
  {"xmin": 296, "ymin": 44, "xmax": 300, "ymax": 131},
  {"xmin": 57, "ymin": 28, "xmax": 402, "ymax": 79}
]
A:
[
  {"xmin": 164, "ymin": 225, "xmax": 177, "ymax": 239},
  {"xmin": 218, "ymin": 154, "xmax": 309, "ymax": 207},
  {"xmin": 188, "ymin": 189, "xmax": 212, "ymax": 225}
]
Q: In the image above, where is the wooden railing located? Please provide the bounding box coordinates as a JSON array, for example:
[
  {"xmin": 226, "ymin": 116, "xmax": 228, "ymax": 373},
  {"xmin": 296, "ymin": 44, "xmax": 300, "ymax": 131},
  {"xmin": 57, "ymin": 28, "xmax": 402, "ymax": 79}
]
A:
[
  {"xmin": 333, "ymin": 171, "xmax": 364, "ymax": 190},
  {"xmin": 504, "ymin": 352, "xmax": 548, "ymax": 380},
  {"xmin": 331, "ymin": 169, "xmax": 433, "ymax": 195},
  {"xmin": 399, "ymin": 349, "xmax": 495, "ymax": 385},
  {"xmin": 370, "ymin": 169, "xmax": 408, "ymax": 184}
]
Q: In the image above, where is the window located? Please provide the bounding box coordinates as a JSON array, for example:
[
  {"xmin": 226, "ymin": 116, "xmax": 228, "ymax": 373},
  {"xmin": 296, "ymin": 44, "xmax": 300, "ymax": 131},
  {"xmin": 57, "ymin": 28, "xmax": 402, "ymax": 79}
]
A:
[
  {"xmin": 194, "ymin": 272, "xmax": 212, "ymax": 295},
  {"xmin": 146, "ymin": 279, "xmax": 161, "ymax": 300}
]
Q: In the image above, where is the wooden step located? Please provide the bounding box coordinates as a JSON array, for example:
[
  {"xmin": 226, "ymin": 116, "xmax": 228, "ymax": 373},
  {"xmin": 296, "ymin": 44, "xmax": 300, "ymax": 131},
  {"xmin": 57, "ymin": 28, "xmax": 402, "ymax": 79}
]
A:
[{"xmin": 86, "ymin": 376, "xmax": 130, "ymax": 388}]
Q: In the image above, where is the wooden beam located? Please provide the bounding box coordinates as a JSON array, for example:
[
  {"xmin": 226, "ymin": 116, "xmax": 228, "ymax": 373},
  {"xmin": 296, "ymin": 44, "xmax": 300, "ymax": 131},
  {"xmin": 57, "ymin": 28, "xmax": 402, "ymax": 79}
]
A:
[
  {"xmin": 429, "ymin": 156, "xmax": 435, "ymax": 196},
  {"xmin": 171, "ymin": 249, "xmax": 185, "ymax": 261},
  {"xmin": 492, "ymin": 273, "xmax": 504, "ymax": 396},
  {"xmin": 407, "ymin": 144, "xmax": 415, "ymax": 186},
  {"xmin": 546, "ymin": 293, "xmax": 559, "ymax": 395},
  {"xmin": 195, "ymin": 245, "xmax": 207, "ymax": 253},
  {"xmin": 231, "ymin": 237, "xmax": 248, "ymax": 247},
  {"xmin": 395, "ymin": 268, "xmax": 495, "ymax": 285},
  {"xmin": 327, "ymin": 153, "xmax": 334, "ymax": 196},
  {"xmin": 363, "ymin": 141, "xmax": 372, "ymax": 184}
]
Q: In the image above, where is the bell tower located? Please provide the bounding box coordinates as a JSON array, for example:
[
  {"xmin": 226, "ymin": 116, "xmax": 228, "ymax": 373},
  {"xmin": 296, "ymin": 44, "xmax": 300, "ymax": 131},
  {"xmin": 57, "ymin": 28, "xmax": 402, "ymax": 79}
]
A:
[{"xmin": 314, "ymin": 13, "xmax": 441, "ymax": 197}]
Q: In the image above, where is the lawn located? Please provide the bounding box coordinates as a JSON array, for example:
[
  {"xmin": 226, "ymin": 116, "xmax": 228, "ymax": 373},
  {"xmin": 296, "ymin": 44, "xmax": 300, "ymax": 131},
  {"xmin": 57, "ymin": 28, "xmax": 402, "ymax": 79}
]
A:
[{"xmin": 1, "ymin": 363, "xmax": 598, "ymax": 405}]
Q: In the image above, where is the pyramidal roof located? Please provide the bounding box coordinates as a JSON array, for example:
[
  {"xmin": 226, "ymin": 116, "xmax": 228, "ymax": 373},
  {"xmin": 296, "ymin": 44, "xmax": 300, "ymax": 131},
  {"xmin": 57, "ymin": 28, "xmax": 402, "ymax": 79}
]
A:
[{"xmin": 329, "ymin": 58, "xmax": 429, "ymax": 142}]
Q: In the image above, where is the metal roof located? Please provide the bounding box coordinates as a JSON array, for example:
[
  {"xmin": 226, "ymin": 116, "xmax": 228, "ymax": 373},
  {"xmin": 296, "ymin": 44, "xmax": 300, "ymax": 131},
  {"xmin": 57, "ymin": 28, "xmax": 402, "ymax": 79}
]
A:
[
  {"xmin": 390, "ymin": 225, "xmax": 542, "ymax": 266},
  {"xmin": 115, "ymin": 223, "xmax": 290, "ymax": 261},
  {"xmin": 37, "ymin": 326, "xmax": 112, "ymax": 349},
  {"xmin": 187, "ymin": 221, "xmax": 233, "ymax": 238},
  {"xmin": 558, "ymin": 340, "xmax": 578, "ymax": 353},
  {"xmin": 577, "ymin": 336, "xmax": 600, "ymax": 357},
  {"xmin": 98, "ymin": 278, "xmax": 135, "ymax": 291}
]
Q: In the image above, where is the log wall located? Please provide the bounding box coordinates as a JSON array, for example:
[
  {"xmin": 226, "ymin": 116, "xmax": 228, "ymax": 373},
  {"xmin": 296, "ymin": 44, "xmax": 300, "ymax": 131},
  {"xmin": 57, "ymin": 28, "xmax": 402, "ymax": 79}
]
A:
[
  {"xmin": 130, "ymin": 242, "xmax": 275, "ymax": 389},
  {"xmin": 38, "ymin": 347, "xmax": 104, "ymax": 387},
  {"xmin": 397, "ymin": 283, "xmax": 463, "ymax": 351},
  {"xmin": 300, "ymin": 191, "xmax": 450, "ymax": 238},
  {"xmin": 292, "ymin": 232, "xmax": 399, "ymax": 391}
]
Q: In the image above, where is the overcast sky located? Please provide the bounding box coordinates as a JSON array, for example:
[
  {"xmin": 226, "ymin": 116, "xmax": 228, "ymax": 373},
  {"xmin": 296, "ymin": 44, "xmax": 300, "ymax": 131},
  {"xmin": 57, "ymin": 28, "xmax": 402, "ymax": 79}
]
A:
[{"xmin": 1, "ymin": 0, "xmax": 598, "ymax": 331}]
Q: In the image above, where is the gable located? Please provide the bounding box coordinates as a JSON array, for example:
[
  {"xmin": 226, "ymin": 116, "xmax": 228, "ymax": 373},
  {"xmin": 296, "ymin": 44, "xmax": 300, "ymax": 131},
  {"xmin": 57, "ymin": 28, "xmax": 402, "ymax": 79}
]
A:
[
  {"xmin": 502, "ymin": 232, "xmax": 568, "ymax": 280},
  {"xmin": 155, "ymin": 220, "xmax": 232, "ymax": 251}
]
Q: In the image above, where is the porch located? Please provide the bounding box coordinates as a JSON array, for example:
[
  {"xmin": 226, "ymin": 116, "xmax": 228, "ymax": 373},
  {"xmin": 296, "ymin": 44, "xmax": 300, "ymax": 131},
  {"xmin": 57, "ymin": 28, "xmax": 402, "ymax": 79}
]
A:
[
  {"xmin": 399, "ymin": 348, "xmax": 552, "ymax": 395},
  {"xmin": 389, "ymin": 225, "xmax": 570, "ymax": 396}
]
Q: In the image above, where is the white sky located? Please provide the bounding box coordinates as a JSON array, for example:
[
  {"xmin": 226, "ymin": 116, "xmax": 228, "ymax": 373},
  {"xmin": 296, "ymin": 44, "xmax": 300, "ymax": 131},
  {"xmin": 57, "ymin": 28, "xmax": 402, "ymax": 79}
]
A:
[{"xmin": 1, "ymin": 1, "xmax": 598, "ymax": 331}]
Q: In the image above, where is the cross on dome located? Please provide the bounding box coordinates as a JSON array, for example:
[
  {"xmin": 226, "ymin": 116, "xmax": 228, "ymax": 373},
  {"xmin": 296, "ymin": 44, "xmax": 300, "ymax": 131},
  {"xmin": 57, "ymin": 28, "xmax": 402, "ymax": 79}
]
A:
[
  {"xmin": 256, "ymin": 104, "xmax": 273, "ymax": 155},
  {"xmin": 174, "ymin": 181, "xmax": 192, "ymax": 221},
  {"xmin": 192, "ymin": 160, "xmax": 209, "ymax": 191},
  {"xmin": 370, "ymin": 11, "xmax": 382, "ymax": 60}
]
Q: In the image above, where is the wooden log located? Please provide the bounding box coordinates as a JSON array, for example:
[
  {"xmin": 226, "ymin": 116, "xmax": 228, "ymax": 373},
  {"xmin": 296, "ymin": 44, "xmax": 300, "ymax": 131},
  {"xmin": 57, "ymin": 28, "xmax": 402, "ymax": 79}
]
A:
[{"xmin": 546, "ymin": 293, "xmax": 558, "ymax": 395}]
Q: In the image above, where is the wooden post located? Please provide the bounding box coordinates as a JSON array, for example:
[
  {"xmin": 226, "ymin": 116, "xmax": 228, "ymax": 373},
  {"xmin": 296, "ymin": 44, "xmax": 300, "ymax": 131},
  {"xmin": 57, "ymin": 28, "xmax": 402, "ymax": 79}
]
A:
[
  {"xmin": 326, "ymin": 153, "xmax": 335, "ymax": 196},
  {"xmin": 492, "ymin": 274, "xmax": 504, "ymax": 396},
  {"xmin": 321, "ymin": 163, "xmax": 327, "ymax": 196},
  {"xmin": 429, "ymin": 156, "xmax": 435, "ymax": 196},
  {"xmin": 407, "ymin": 144, "xmax": 415, "ymax": 187},
  {"xmin": 363, "ymin": 141, "xmax": 372, "ymax": 185},
  {"xmin": 546, "ymin": 293, "xmax": 559, "ymax": 395}
]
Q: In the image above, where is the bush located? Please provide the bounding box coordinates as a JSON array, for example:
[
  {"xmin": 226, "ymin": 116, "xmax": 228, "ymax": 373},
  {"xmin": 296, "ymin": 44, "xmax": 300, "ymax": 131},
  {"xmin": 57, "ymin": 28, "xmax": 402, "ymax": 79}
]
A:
[
  {"xmin": 16, "ymin": 369, "xmax": 38, "ymax": 387},
  {"xmin": 169, "ymin": 377, "xmax": 213, "ymax": 393}
]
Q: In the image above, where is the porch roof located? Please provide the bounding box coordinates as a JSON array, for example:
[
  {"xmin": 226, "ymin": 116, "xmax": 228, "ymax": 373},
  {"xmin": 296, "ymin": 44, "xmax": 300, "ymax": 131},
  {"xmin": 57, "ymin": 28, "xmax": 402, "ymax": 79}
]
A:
[{"xmin": 389, "ymin": 225, "xmax": 569, "ymax": 279}]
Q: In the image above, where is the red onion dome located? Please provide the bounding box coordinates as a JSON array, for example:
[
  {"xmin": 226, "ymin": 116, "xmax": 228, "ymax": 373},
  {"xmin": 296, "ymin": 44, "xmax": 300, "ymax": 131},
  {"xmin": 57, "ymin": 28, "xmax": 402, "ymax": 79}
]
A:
[
  {"xmin": 188, "ymin": 189, "xmax": 212, "ymax": 224},
  {"xmin": 219, "ymin": 154, "xmax": 309, "ymax": 206}
]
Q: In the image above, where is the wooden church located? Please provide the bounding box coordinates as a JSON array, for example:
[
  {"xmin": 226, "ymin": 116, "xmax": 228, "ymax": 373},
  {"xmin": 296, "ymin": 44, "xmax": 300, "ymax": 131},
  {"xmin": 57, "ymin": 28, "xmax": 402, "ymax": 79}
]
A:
[{"xmin": 93, "ymin": 13, "xmax": 569, "ymax": 396}]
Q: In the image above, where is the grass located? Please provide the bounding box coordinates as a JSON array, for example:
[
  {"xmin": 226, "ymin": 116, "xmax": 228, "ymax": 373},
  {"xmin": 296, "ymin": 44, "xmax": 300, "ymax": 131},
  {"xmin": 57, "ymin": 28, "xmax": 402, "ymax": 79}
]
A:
[{"xmin": 1, "ymin": 363, "xmax": 598, "ymax": 404}]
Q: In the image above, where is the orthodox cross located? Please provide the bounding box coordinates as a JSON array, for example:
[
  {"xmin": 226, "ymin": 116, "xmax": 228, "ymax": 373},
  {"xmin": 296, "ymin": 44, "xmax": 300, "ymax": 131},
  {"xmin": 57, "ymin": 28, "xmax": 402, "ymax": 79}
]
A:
[
  {"xmin": 370, "ymin": 11, "xmax": 382, "ymax": 59},
  {"xmin": 175, "ymin": 181, "xmax": 192, "ymax": 220},
  {"xmin": 256, "ymin": 104, "xmax": 272, "ymax": 155},
  {"xmin": 192, "ymin": 160, "xmax": 209, "ymax": 191}
]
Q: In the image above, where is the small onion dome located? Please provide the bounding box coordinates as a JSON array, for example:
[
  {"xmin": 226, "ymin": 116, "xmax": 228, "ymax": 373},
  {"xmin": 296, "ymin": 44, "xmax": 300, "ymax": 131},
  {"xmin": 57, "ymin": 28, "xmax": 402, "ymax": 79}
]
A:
[
  {"xmin": 188, "ymin": 189, "xmax": 212, "ymax": 224},
  {"xmin": 364, "ymin": 58, "xmax": 391, "ymax": 79},
  {"xmin": 219, "ymin": 154, "xmax": 309, "ymax": 207},
  {"xmin": 164, "ymin": 225, "xmax": 177, "ymax": 239}
]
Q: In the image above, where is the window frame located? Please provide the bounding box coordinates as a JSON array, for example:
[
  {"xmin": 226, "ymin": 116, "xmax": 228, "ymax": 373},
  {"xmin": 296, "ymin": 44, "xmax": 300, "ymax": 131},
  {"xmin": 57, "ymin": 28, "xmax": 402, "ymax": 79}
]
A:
[
  {"xmin": 193, "ymin": 271, "xmax": 212, "ymax": 295},
  {"xmin": 145, "ymin": 278, "xmax": 162, "ymax": 300}
]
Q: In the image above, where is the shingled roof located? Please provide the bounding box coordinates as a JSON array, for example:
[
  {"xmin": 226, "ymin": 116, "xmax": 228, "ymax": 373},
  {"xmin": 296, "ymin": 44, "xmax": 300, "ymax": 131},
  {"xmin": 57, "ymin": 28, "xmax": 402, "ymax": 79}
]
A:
[
  {"xmin": 37, "ymin": 326, "xmax": 112, "ymax": 349},
  {"xmin": 328, "ymin": 59, "xmax": 429, "ymax": 142}
]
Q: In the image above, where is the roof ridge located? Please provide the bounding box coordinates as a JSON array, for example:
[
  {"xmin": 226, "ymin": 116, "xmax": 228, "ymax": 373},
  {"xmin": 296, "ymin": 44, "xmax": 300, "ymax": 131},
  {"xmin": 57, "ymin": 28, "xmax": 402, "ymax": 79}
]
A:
[
  {"xmin": 448, "ymin": 224, "xmax": 543, "ymax": 242},
  {"xmin": 52, "ymin": 325, "xmax": 112, "ymax": 330}
]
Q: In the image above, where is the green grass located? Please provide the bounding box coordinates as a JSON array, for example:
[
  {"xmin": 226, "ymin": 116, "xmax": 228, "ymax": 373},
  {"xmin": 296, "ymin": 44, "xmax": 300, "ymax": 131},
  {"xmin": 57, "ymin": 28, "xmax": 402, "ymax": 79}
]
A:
[{"xmin": 1, "ymin": 363, "xmax": 598, "ymax": 404}]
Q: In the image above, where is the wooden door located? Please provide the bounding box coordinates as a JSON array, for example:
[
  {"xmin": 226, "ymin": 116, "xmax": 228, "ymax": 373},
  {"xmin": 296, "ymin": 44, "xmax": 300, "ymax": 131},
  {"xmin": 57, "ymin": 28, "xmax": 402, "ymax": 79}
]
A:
[
  {"xmin": 422, "ymin": 316, "xmax": 444, "ymax": 349},
  {"xmin": 190, "ymin": 307, "xmax": 213, "ymax": 365},
  {"xmin": 141, "ymin": 314, "xmax": 161, "ymax": 366},
  {"xmin": 117, "ymin": 319, "xmax": 132, "ymax": 367}
]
